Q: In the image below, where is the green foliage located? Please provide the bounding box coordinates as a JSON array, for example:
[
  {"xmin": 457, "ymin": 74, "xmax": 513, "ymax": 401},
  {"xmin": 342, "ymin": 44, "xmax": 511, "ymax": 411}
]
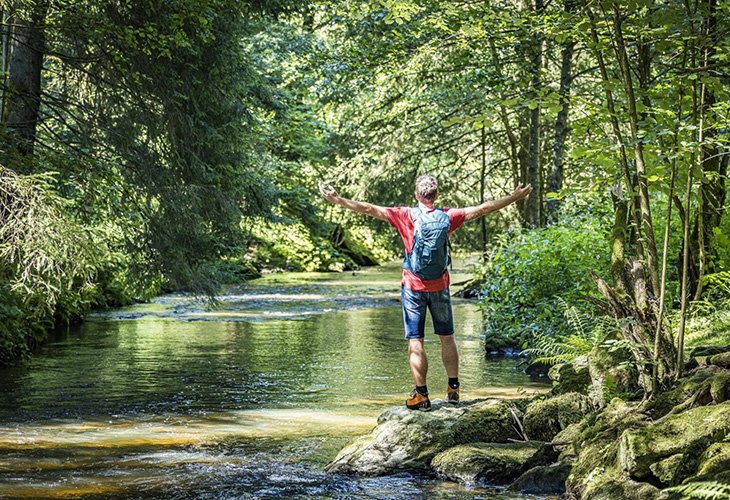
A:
[
  {"xmin": 476, "ymin": 206, "xmax": 612, "ymax": 348},
  {"xmin": 523, "ymin": 297, "xmax": 617, "ymax": 366},
  {"xmin": 668, "ymin": 481, "xmax": 730, "ymax": 500},
  {"xmin": 0, "ymin": 167, "xmax": 150, "ymax": 363}
]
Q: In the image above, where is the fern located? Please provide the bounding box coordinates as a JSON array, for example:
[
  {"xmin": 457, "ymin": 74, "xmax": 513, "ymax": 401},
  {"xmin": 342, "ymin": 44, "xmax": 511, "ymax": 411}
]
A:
[
  {"xmin": 523, "ymin": 298, "xmax": 617, "ymax": 366},
  {"xmin": 668, "ymin": 481, "xmax": 730, "ymax": 499}
]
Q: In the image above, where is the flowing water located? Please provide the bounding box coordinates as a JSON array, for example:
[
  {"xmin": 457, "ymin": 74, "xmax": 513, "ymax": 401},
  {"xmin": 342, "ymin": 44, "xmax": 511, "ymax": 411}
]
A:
[{"xmin": 0, "ymin": 259, "xmax": 551, "ymax": 499}]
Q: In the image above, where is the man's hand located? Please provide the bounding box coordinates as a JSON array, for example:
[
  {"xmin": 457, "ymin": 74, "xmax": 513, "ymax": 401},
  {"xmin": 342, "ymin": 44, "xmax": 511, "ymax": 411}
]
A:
[
  {"xmin": 319, "ymin": 184, "xmax": 340, "ymax": 204},
  {"xmin": 319, "ymin": 183, "xmax": 388, "ymax": 221},
  {"xmin": 463, "ymin": 183, "xmax": 534, "ymax": 222},
  {"xmin": 512, "ymin": 183, "xmax": 533, "ymax": 201}
]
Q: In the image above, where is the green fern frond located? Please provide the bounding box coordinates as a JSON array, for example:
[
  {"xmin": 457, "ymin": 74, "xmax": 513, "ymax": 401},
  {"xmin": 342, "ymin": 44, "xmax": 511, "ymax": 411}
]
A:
[
  {"xmin": 526, "ymin": 297, "xmax": 618, "ymax": 367},
  {"xmin": 668, "ymin": 481, "xmax": 730, "ymax": 499}
]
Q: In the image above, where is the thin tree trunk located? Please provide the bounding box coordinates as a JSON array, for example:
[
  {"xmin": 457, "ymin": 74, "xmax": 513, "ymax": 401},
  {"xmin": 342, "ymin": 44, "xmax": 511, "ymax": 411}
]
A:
[
  {"xmin": 1, "ymin": 8, "xmax": 5, "ymax": 120},
  {"xmin": 3, "ymin": 0, "xmax": 47, "ymax": 158},
  {"xmin": 480, "ymin": 125, "xmax": 487, "ymax": 256},
  {"xmin": 584, "ymin": 4, "xmax": 645, "ymax": 263},
  {"xmin": 677, "ymin": 53, "xmax": 701, "ymax": 378},
  {"xmin": 694, "ymin": 0, "xmax": 723, "ymax": 300},
  {"xmin": 611, "ymin": 3, "xmax": 661, "ymax": 295},
  {"xmin": 527, "ymin": 0, "xmax": 543, "ymax": 227},
  {"xmin": 651, "ymin": 44, "xmax": 687, "ymax": 396},
  {"xmin": 546, "ymin": 0, "xmax": 576, "ymax": 221}
]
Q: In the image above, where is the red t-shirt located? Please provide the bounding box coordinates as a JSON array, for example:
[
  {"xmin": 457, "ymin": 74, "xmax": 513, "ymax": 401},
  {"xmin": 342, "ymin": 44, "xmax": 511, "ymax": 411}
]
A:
[{"xmin": 386, "ymin": 206, "xmax": 466, "ymax": 292}]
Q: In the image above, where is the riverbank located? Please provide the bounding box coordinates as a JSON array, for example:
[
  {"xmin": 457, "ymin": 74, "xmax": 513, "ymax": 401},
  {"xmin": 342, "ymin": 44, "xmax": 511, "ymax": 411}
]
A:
[{"xmin": 326, "ymin": 343, "xmax": 730, "ymax": 499}]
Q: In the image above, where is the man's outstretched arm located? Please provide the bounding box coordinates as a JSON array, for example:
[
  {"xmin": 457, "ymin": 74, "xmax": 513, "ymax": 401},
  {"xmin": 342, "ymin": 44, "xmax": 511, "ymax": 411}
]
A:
[
  {"xmin": 463, "ymin": 184, "xmax": 533, "ymax": 222},
  {"xmin": 319, "ymin": 185, "xmax": 389, "ymax": 221}
]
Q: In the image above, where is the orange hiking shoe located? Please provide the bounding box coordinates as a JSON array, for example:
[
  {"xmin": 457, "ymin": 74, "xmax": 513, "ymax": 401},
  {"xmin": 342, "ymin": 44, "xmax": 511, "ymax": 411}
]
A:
[
  {"xmin": 406, "ymin": 390, "xmax": 431, "ymax": 411},
  {"xmin": 446, "ymin": 386, "xmax": 460, "ymax": 404}
]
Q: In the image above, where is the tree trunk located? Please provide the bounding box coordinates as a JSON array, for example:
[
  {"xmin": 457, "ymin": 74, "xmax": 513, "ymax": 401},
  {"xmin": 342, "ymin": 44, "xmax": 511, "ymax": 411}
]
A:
[
  {"xmin": 527, "ymin": 0, "xmax": 543, "ymax": 227},
  {"xmin": 3, "ymin": 1, "xmax": 47, "ymax": 158},
  {"xmin": 546, "ymin": 0, "xmax": 576, "ymax": 221},
  {"xmin": 693, "ymin": 0, "xmax": 724, "ymax": 299},
  {"xmin": 583, "ymin": 4, "xmax": 646, "ymax": 263},
  {"xmin": 480, "ymin": 125, "xmax": 487, "ymax": 256},
  {"xmin": 589, "ymin": 189, "xmax": 677, "ymax": 394},
  {"xmin": 611, "ymin": 4, "xmax": 661, "ymax": 295}
]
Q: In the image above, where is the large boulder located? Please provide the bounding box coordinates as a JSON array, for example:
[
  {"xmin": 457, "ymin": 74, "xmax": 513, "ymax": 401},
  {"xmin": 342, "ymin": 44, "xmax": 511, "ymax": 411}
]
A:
[
  {"xmin": 580, "ymin": 480, "xmax": 668, "ymax": 500},
  {"xmin": 618, "ymin": 400, "xmax": 730, "ymax": 479},
  {"xmin": 325, "ymin": 399, "xmax": 523, "ymax": 475},
  {"xmin": 508, "ymin": 464, "xmax": 572, "ymax": 495},
  {"xmin": 588, "ymin": 343, "xmax": 639, "ymax": 408},
  {"xmin": 565, "ymin": 398, "xmax": 651, "ymax": 500},
  {"xmin": 549, "ymin": 355, "xmax": 591, "ymax": 395},
  {"xmin": 695, "ymin": 441, "xmax": 730, "ymax": 477},
  {"xmin": 553, "ymin": 422, "xmax": 583, "ymax": 463},
  {"xmin": 523, "ymin": 392, "xmax": 594, "ymax": 442},
  {"xmin": 646, "ymin": 367, "xmax": 728, "ymax": 420},
  {"xmin": 431, "ymin": 441, "xmax": 550, "ymax": 486}
]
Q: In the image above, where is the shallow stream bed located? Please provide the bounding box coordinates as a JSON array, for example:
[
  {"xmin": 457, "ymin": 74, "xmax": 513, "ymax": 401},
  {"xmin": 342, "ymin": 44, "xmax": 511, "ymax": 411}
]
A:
[{"xmin": 0, "ymin": 259, "xmax": 550, "ymax": 499}]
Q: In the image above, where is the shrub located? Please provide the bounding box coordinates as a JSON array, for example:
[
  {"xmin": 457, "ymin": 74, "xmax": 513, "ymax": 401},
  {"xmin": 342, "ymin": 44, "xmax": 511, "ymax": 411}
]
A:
[
  {"xmin": 476, "ymin": 211, "xmax": 611, "ymax": 350},
  {"xmin": 0, "ymin": 167, "xmax": 148, "ymax": 363}
]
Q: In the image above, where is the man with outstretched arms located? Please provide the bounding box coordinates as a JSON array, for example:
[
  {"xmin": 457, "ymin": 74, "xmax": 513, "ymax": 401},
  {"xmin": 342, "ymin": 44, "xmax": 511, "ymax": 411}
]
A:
[{"xmin": 320, "ymin": 175, "xmax": 532, "ymax": 411}]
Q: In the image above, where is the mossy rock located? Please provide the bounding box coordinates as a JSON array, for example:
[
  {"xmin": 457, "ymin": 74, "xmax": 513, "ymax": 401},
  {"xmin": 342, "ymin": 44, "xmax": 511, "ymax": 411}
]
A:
[
  {"xmin": 553, "ymin": 422, "xmax": 583, "ymax": 463},
  {"xmin": 565, "ymin": 399, "xmax": 651, "ymax": 499},
  {"xmin": 523, "ymin": 392, "xmax": 594, "ymax": 442},
  {"xmin": 618, "ymin": 400, "xmax": 730, "ymax": 479},
  {"xmin": 588, "ymin": 344, "xmax": 639, "ymax": 408},
  {"xmin": 580, "ymin": 479, "xmax": 668, "ymax": 500},
  {"xmin": 689, "ymin": 344, "xmax": 730, "ymax": 358},
  {"xmin": 325, "ymin": 399, "xmax": 522, "ymax": 476},
  {"xmin": 431, "ymin": 441, "xmax": 547, "ymax": 486},
  {"xmin": 709, "ymin": 351, "xmax": 730, "ymax": 369},
  {"xmin": 549, "ymin": 355, "xmax": 591, "ymax": 395},
  {"xmin": 710, "ymin": 372, "xmax": 730, "ymax": 403},
  {"xmin": 646, "ymin": 367, "xmax": 726, "ymax": 420},
  {"xmin": 649, "ymin": 453, "xmax": 684, "ymax": 485},
  {"xmin": 695, "ymin": 441, "xmax": 730, "ymax": 477},
  {"xmin": 508, "ymin": 464, "xmax": 572, "ymax": 494}
]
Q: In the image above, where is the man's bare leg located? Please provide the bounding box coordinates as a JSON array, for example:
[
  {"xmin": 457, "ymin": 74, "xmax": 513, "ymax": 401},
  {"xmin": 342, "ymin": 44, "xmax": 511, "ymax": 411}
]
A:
[
  {"xmin": 408, "ymin": 338, "xmax": 428, "ymax": 386},
  {"xmin": 440, "ymin": 334, "xmax": 459, "ymax": 378}
]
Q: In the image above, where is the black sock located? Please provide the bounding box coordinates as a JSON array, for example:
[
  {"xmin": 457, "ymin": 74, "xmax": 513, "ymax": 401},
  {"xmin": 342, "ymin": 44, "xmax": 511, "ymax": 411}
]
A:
[
  {"xmin": 415, "ymin": 385, "xmax": 428, "ymax": 396},
  {"xmin": 448, "ymin": 378, "xmax": 460, "ymax": 389}
]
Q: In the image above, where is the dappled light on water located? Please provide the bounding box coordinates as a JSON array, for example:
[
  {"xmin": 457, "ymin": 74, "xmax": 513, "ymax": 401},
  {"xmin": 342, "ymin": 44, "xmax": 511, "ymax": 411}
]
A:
[{"xmin": 0, "ymin": 260, "xmax": 550, "ymax": 499}]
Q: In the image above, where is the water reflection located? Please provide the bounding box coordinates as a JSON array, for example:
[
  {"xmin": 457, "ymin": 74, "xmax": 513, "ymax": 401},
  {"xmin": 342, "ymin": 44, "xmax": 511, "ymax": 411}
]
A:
[{"xmin": 0, "ymin": 260, "xmax": 550, "ymax": 499}]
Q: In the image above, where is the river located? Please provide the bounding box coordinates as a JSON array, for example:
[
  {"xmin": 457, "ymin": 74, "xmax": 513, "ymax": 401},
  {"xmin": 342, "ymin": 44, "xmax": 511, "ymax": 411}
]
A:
[{"xmin": 0, "ymin": 259, "xmax": 551, "ymax": 499}]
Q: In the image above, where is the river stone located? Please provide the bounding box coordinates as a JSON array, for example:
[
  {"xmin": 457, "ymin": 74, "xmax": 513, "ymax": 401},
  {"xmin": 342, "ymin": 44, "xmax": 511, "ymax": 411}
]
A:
[
  {"xmin": 649, "ymin": 453, "xmax": 684, "ymax": 485},
  {"xmin": 565, "ymin": 398, "xmax": 651, "ymax": 500},
  {"xmin": 508, "ymin": 464, "xmax": 572, "ymax": 494},
  {"xmin": 618, "ymin": 400, "xmax": 730, "ymax": 478},
  {"xmin": 523, "ymin": 392, "xmax": 593, "ymax": 442},
  {"xmin": 580, "ymin": 480, "xmax": 668, "ymax": 500},
  {"xmin": 709, "ymin": 351, "xmax": 730, "ymax": 369},
  {"xmin": 325, "ymin": 399, "xmax": 522, "ymax": 475},
  {"xmin": 548, "ymin": 355, "xmax": 591, "ymax": 395},
  {"xmin": 588, "ymin": 344, "xmax": 638, "ymax": 408},
  {"xmin": 695, "ymin": 441, "xmax": 730, "ymax": 477},
  {"xmin": 553, "ymin": 422, "xmax": 582, "ymax": 462},
  {"xmin": 431, "ymin": 441, "xmax": 546, "ymax": 486}
]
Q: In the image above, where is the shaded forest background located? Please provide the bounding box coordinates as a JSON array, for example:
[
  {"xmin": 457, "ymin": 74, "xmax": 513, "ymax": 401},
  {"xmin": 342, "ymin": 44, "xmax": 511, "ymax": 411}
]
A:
[{"xmin": 1, "ymin": 0, "xmax": 729, "ymax": 394}]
